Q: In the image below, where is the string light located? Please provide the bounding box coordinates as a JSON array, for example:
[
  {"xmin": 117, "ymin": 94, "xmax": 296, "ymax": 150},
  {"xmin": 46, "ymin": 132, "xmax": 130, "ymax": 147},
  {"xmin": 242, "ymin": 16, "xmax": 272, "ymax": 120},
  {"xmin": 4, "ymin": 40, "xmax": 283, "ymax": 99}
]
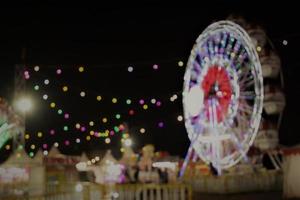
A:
[
  {"xmin": 151, "ymin": 98, "xmax": 156, "ymax": 104},
  {"xmin": 75, "ymin": 123, "xmax": 81, "ymax": 129},
  {"xmin": 158, "ymin": 122, "xmax": 164, "ymax": 128},
  {"xmin": 25, "ymin": 134, "xmax": 30, "ymax": 140},
  {"xmin": 44, "ymin": 79, "xmax": 50, "ymax": 85},
  {"xmin": 43, "ymin": 94, "xmax": 48, "ymax": 100},
  {"xmin": 64, "ymin": 140, "xmax": 70, "ymax": 146},
  {"xmin": 89, "ymin": 121, "xmax": 94, "ymax": 126},
  {"xmin": 62, "ymin": 86, "xmax": 68, "ymax": 92},
  {"xmin": 128, "ymin": 66, "xmax": 133, "ymax": 72},
  {"xmin": 58, "ymin": 109, "xmax": 63, "ymax": 115},
  {"xmin": 283, "ymin": 40, "xmax": 288, "ymax": 46},
  {"xmin": 256, "ymin": 46, "xmax": 262, "ymax": 52},
  {"xmin": 30, "ymin": 144, "xmax": 36, "ymax": 150},
  {"xmin": 54, "ymin": 142, "xmax": 59, "ymax": 147},
  {"xmin": 90, "ymin": 130, "xmax": 95, "ymax": 136},
  {"xmin": 86, "ymin": 136, "xmax": 91, "ymax": 141},
  {"xmin": 78, "ymin": 66, "xmax": 84, "ymax": 72},
  {"xmin": 178, "ymin": 61, "xmax": 184, "ymax": 67},
  {"xmin": 139, "ymin": 99, "xmax": 144, "ymax": 105},
  {"xmin": 143, "ymin": 104, "xmax": 148, "ymax": 110},
  {"xmin": 129, "ymin": 109, "xmax": 135, "ymax": 115},
  {"xmin": 115, "ymin": 114, "xmax": 121, "ymax": 119},
  {"xmin": 56, "ymin": 69, "xmax": 62, "ymax": 75},
  {"xmin": 156, "ymin": 101, "xmax": 162, "ymax": 107},
  {"xmin": 34, "ymin": 85, "xmax": 39, "ymax": 90},
  {"xmin": 37, "ymin": 132, "xmax": 43, "ymax": 138},
  {"xmin": 50, "ymin": 129, "xmax": 55, "ymax": 135},
  {"xmin": 177, "ymin": 115, "xmax": 183, "ymax": 122},
  {"xmin": 81, "ymin": 126, "xmax": 86, "ymax": 132},
  {"xmin": 29, "ymin": 152, "xmax": 34, "ymax": 157},
  {"xmin": 105, "ymin": 138, "xmax": 111, "ymax": 144},
  {"xmin": 126, "ymin": 99, "xmax": 131, "ymax": 105},
  {"xmin": 43, "ymin": 150, "xmax": 48, "ymax": 156},
  {"xmin": 112, "ymin": 98, "xmax": 117, "ymax": 103},
  {"xmin": 96, "ymin": 95, "xmax": 102, "ymax": 101},
  {"xmin": 63, "ymin": 126, "xmax": 69, "ymax": 131},
  {"xmin": 153, "ymin": 64, "xmax": 159, "ymax": 70},
  {"xmin": 80, "ymin": 91, "xmax": 86, "ymax": 97},
  {"xmin": 140, "ymin": 128, "xmax": 146, "ymax": 134},
  {"xmin": 34, "ymin": 66, "xmax": 40, "ymax": 72},
  {"xmin": 102, "ymin": 117, "xmax": 108, "ymax": 123},
  {"xmin": 76, "ymin": 138, "xmax": 81, "ymax": 143},
  {"xmin": 43, "ymin": 143, "xmax": 48, "ymax": 149},
  {"xmin": 5, "ymin": 144, "xmax": 10, "ymax": 150},
  {"xmin": 64, "ymin": 113, "xmax": 70, "ymax": 119},
  {"xmin": 50, "ymin": 102, "xmax": 56, "ymax": 108}
]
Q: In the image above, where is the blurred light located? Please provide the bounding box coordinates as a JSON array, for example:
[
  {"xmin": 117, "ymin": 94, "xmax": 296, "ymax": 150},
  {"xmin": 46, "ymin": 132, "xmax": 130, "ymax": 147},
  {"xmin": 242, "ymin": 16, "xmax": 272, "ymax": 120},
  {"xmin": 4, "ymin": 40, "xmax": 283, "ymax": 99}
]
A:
[
  {"xmin": 63, "ymin": 126, "xmax": 69, "ymax": 131},
  {"xmin": 139, "ymin": 99, "xmax": 144, "ymax": 105},
  {"xmin": 86, "ymin": 136, "xmax": 91, "ymax": 141},
  {"xmin": 95, "ymin": 156, "xmax": 100, "ymax": 161},
  {"xmin": 283, "ymin": 40, "xmax": 288, "ymax": 46},
  {"xmin": 5, "ymin": 144, "xmax": 10, "ymax": 150},
  {"xmin": 76, "ymin": 138, "xmax": 81, "ymax": 143},
  {"xmin": 56, "ymin": 69, "xmax": 62, "ymax": 75},
  {"xmin": 34, "ymin": 66, "xmax": 40, "ymax": 72},
  {"xmin": 102, "ymin": 118, "xmax": 108, "ymax": 123},
  {"xmin": 105, "ymin": 138, "xmax": 111, "ymax": 144},
  {"xmin": 177, "ymin": 115, "xmax": 183, "ymax": 122},
  {"xmin": 29, "ymin": 152, "xmax": 34, "ymax": 157},
  {"xmin": 256, "ymin": 46, "xmax": 262, "ymax": 52},
  {"xmin": 110, "ymin": 130, "xmax": 115, "ymax": 136},
  {"xmin": 119, "ymin": 124, "xmax": 125, "ymax": 131},
  {"xmin": 87, "ymin": 161, "xmax": 91, "ymax": 165},
  {"xmin": 90, "ymin": 130, "xmax": 95, "ymax": 136},
  {"xmin": 186, "ymin": 85, "xmax": 204, "ymax": 116},
  {"xmin": 64, "ymin": 113, "xmax": 70, "ymax": 119},
  {"xmin": 58, "ymin": 109, "xmax": 63, "ymax": 115},
  {"xmin": 158, "ymin": 122, "xmax": 164, "ymax": 128},
  {"xmin": 112, "ymin": 98, "xmax": 117, "ymax": 103},
  {"xmin": 143, "ymin": 104, "xmax": 148, "ymax": 110},
  {"xmin": 62, "ymin": 86, "xmax": 68, "ymax": 92},
  {"xmin": 16, "ymin": 153, "xmax": 21, "ymax": 158},
  {"xmin": 25, "ymin": 134, "xmax": 30, "ymax": 140},
  {"xmin": 75, "ymin": 123, "xmax": 81, "ymax": 129},
  {"xmin": 30, "ymin": 144, "xmax": 35, "ymax": 150},
  {"xmin": 114, "ymin": 126, "xmax": 119, "ymax": 132},
  {"xmin": 156, "ymin": 101, "xmax": 162, "ymax": 107},
  {"xmin": 54, "ymin": 142, "xmax": 59, "ymax": 147},
  {"xmin": 78, "ymin": 66, "xmax": 84, "ymax": 72},
  {"xmin": 50, "ymin": 129, "xmax": 55, "ymax": 135},
  {"xmin": 153, "ymin": 64, "xmax": 159, "ymax": 70},
  {"xmin": 75, "ymin": 183, "xmax": 83, "ymax": 192},
  {"xmin": 89, "ymin": 121, "xmax": 94, "ymax": 126},
  {"xmin": 124, "ymin": 138, "xmax": 132, "ymax": 147},
  {"xmin": 44, "ymin": 79, "xmax": 50, "ymax": 85},
  {"xmin": 91, "ymin": 159, "xmax": 96, "ymax": 163},
  {"xmin": 80, "ymin": 91, "xmax": 86, "ymax": 97},
  {"xmin": 129, "ymin": 109, "xmax": 135, "ymax": 115},
  {"xmin": 43, "ymin": 143, "xmax": 48, "ymax": 149},
  {"xmin": 140, "ymin": 128, "xmax": 145, "ymax": 134},
  {"xmin": 112, "ymin": 192, "xmax": 119, "ymax": 199},
  {"xmin": 178, "ymin": 61, "xmax": 184, "ymax": 67},
  {"xmin": 37, "ymin": 132, "xmax": 43, "ymax": 138},
  {"xmin": 43, "ymin": 94, "xmax": 48, "ymax": 100},
  {"xmin": 81, "ymin": 126, "xmax": 86, "ymax": 132},
  {"xmin": 43, "ymin": 150, "xmax": 48, "ymax": 156},
  {"xmin": 64, "ymin": 140, "xmax": 70, "ymax": 146},
  {"xmin": 151, "ymin": 98, "xmax": 156, "ymax": 104},
  {"xmin": 115, "ymin": 114, "xmax": 121, "ymax": 119},
  {"xmin": 120, "ymin": 148, "xmax": 124, "ymax": 152},
  {"xmin": 126, "ymin": 99, "xmax": 131, "ymax": 105},
  {"xmin": 15, "ymin": 97, "xmax": 33, "ymax": 113},
  {"xmin": 50, "ymin": 102, "xmax": 56, "ymax": 108},
  {"xmin": 128, "ymin": 66, "xmax": 133, "ymax": 72},
  {"xmin": 34, "ymin": 85, "xmax": 39, "ymax": 90},
  {"xmin": 96, "ymin": 95, "xmax": 102, "ymax": 101},
  {"xmin": 24, "ymin": 74, "xmax": 30, "ymax": 80}
]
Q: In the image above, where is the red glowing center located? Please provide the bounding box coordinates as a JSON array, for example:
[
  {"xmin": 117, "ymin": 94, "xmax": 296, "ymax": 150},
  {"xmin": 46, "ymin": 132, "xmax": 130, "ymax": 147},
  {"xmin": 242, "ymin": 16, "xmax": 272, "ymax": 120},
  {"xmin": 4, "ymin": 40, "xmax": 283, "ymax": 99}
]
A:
[{"xmin": 201, "ymin": 66, "xmax": 232, "ymax": 122}]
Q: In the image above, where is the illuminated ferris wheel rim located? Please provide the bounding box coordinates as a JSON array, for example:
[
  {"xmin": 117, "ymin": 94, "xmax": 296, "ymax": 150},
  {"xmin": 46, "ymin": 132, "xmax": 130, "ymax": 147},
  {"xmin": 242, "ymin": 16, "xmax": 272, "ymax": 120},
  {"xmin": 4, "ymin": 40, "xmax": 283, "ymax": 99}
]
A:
[{"xmin": 182, "ymin": 20, "xmax": 264, "ymax": 169}]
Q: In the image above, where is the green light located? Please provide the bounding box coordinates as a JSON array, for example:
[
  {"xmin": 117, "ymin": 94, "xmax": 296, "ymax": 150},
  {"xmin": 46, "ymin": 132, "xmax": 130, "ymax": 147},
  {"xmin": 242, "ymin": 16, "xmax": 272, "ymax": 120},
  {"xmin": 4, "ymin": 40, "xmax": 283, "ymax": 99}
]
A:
[
  {"xmin": 126, "ymin": 99, "xmax": 131, "ymax": 105},
  {"xmin": 34, "ymin": 85, "xmax": 39, "ymax": 90},
  {"xmin": 115, "ymin": 114, "xmax": 121, "ymax": 119},
  {"xmin": 58, "ymin": 109, "xmax": 63, "ymax": 115},
  {"xmin": 63, "ymin": 126, "xmax": 68, "ymax": 131},
  {"xmin": 114, "ymin": 126, "xmax": 119, "ymax": 132},
  {"xmin": 29, "ymin": 152, "xmax": 34, "ymax": 157},
  {"xmin": 18, "ymin": 145, "xmax": 23, "ymax": 150}
]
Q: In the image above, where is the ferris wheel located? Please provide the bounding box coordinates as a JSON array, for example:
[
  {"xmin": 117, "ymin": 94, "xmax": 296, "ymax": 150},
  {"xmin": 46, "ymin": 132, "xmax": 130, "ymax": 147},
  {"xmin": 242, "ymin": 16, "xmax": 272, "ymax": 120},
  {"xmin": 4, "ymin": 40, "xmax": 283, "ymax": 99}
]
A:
[{"xmin": 181, "ymin": 21, "xmax": 264, "ymax": 174}]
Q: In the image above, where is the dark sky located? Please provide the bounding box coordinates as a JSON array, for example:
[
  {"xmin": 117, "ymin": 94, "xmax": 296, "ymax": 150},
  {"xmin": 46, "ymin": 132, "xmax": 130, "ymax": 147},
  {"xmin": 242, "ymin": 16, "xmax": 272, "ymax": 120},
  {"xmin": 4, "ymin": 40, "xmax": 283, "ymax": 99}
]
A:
[{"xmin": 0, "ymin": 2, "xmax": 299, "ymax": 158}]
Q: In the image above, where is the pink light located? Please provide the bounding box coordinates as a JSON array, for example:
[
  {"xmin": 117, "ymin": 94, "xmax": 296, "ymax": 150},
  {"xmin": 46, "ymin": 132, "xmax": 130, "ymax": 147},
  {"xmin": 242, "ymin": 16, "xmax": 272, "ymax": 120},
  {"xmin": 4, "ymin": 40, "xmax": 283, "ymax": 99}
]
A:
[
  {"xmin": 64, "ymin": 113, "xmax": 69, "ymax": 119},
  {"xmin": 24, "ymin": 74, "xmax": 30, "ymax": 80},
  {"xmin": 153, "ymin": 64, "xmax": 159, "ymax": 70},
  {"xmin": 139, "ymin": 99, "xmax": 145, "ymax": 105},
  {"xmin": 158, "ymin": 122, "xmax": 164, "ymax": 128},
  {"xmin": 119, "ymin": 124, "xmax": 125, "ymax": 131},
  {"xmin": 56, "ymin": 69, "xmax": 62, "ymax": 75},
  {"xmin": 81, "ymin": 126, "xmax": 86, "ymax": 132},
  {"xmin": 156, "ymin": 101, "xmax": 162, "ymax": 107},
  {"xmin": 129, "ymin": 109, "xmax": 135, "ymax": 115},
  {"xmin": 43, "ymin": 144, "xmax": 48, "ymax": 149},
  {"xmin": 64, "ymin": 140, "xmax": 70, "ymax": 146},
  {"xmin": 50, "ymin": 129, "xmax": 55, "ymax": 135},
  {"xmin": 110, "ymin": 131, "xmax": 115, "ymax": 136},
  {"xmin": 24, "ymin": 71, "xmax": 29, "ymax": 76}
]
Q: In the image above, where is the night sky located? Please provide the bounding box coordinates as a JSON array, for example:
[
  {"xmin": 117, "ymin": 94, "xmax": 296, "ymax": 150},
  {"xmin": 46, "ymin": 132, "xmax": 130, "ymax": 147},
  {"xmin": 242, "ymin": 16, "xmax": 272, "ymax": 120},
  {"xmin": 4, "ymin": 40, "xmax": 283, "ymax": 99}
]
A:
[{"xmin": 0, "ymin": 2, "xmax": 299, "ymax": 159}]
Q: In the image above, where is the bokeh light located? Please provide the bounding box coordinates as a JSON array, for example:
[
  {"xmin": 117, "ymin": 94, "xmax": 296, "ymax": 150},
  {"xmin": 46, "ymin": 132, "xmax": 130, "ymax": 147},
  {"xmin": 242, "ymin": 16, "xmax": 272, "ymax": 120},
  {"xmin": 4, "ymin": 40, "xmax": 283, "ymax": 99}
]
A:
[
  {"xmin": 128, "ymin": 66, "xmax": 133, "ymax": 72},
  {"xmin": 80, "ymin": 91, "xmax": 86, "ymax": 97},
  {"xmin": 112, "ymin": 98, "xmax": 117, "ymax": 103},
  {"xmin": 43, "ymin": 94, "xmax": 48, "ymax": 100},
  {"xmin": 177, "ymin": 115, "xmax": 183, "ymax": 122},
  {"xmin": 126, "ymin": 99, "xmax": 131, "ymax": 105},
  {"xmin": 34, "ymin": 85, "xmax": 39, "ymax": 90},
  {"xmin": 143, "ymin": 104, "xmax": 148, "ymax": 110},
  {"xmin": 78, "ymin": 66, "xmax": 84, "ymax": 72},
  {"xmin": 50, "ymin": 102, "xmax": 56, "ymax": 108},
  {"xmin": 96, "ymin": 95, "xmax": 102, "ymax": 101},
  {"xmin": 178, "ymin": 61, "xmax": 184, "ymax": 67},
  {"xmin": 102, "ymin": 117, "xmax": 108, "ymax": 123},
  {"xmin": 37, "ymin": 132, "xmax": 43, "ymax": 138},
  {"xmin": 56, "ymin": 68, "xmax": 62, "ymax": 75},
  {"xmin": 34, "ymin": 66, "xmax": 40, "ymax": 72},
  {"xmin": 115, "ymin": 114, "xmax": 121, "ymax": 119},
  {"xmin": 62, "ymin": 86, "xmax": 68, "ymax": 92},
  {"xmin": 140, "ymin": 128, "xmax": 145, "ymax": 134},
  {"xmin": 89, "ymin": 121, "xmax": 94, "ymax": 126},
  {"xmin": 105, "ymin": 138, "xmax": 111, "ymax": 144},
  {"xmin": 44, "ymin": 79, "xmax": 50, "ymax": 85}
]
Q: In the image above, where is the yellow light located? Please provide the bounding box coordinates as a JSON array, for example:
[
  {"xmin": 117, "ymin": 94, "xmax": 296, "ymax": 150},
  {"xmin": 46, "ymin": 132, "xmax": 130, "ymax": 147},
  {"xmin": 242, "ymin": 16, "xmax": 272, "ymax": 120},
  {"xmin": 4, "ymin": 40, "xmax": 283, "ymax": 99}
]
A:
[
  {"xmin": 96, "ymin": 96, "xmax": 102, "ymax": 101},
  {"xmin": 102, "ymin": 118, "xmax": 108, "ymax": 123},
  {"xmin": 16, "ymin": 153, "xmax": 21, "ymax": 158},
  {"xmin": 86, "ymin": 136, "xmax": 91, "ymax": 141},
  {"xmin": 112, "ymin": 98, "xmax": 117, "ymax": 103},
  {"xmin": 90, "ymin": 130, "xmax": 95, "ymax": 136},
  {"xmin": 25, "ymin": 134, "xmax": 30, "ymax": 140},
  {"xmin": 30, "ymin": 144, "xmax": 36, "ymax": 149},
  {"xmin": 89, "ymin": 121, "xmax": 94, "ymax": 126},
  {"xmin": 123, "ymin": 133, "xmax": 129, "ymax": 139},
  {"xmin": 178, "ymin": 61, "xmax": 184, "ymax": 67},
  {"xmin": 140, "ymin": 128, "xmax": 146, "ymax": 134},
  {"xmin": 5, "ymin": 144, "xmax": 10, "ymax": 150},
  {"xmin": 78, "ymin": 66, "xmax": 84, "ymax": 72},
  {"xmin": 62, "ymin": 86, "xmax": 68, "ymax": 92},
  {"xmin": 120, "ymin": 148, "xmax": 124, "ymax": 152},
  {"xmin": 105, "ymin": 138, "xmax": 111, "ymax": 144},
  {"xmin": 37, "ymin": 132, "xmax": 43, "ymax": 138},
  {"xmin": 50, "ymin": 102, "xmax": 56, "ymax": 108},
  {"xmin": 256, "ymin": 46, "xmax": 262, "ymax": 52},
  {"xmin": 143, "ymin": 104, "xmax": 148, "ymax": 110}
]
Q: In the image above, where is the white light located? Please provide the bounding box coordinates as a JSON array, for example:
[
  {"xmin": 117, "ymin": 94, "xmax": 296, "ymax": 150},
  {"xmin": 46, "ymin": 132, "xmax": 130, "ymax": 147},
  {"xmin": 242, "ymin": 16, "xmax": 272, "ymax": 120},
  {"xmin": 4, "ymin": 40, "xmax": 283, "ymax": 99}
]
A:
[
  {"xmin": 87, "ymin": 161, "xmax": 92, "ymax": 165},
  {"xmin": 42, "ymin": 94, "xmax": 48, "ymax": 100},
  {"xmin": 185, "ymin": 86, "xmax": 204, "ymax": 117},
  {"xmin": 34, "ymin": 66, "xmax": 40, "ymax": 72},
  {"xmin": 140, "ymin": 128, "xmax": 145, "ymax": 134},
  {"xmin": 112, "ymin": 192, "xmax": 119, "ymax": 198},
  {"xmin": 75, "ymin": 183, "xmax": 83, "ymax": 192},
  {"xmin": 43, "ymin": 150, "xmax": 48, "ymax": 156},
  {"xmin": 80, "ymin": 91, "xmax": 86, "ymax": 97},
  {"xmin": 178, "ymin": 61, "xmax": 184, "ymax": 67},
  {"xmin": 177, "ymin": 115, "xmax": 183, "ymax": 122},
  {"xmin": 151, "ymin": 98, "xmax": 156, "ymax": 104},
  {"xmin": 76, "ymin": 138, "xmax": 81, "ymax": 143},
  {"xmin": 95, "ymin": 156, "xmax": 100, "ymax": 161},
  {"xmin": 283, "ymin": 40, "xmax": 288, "ymax": 46},
  {"xmin": 124, "ymin": 138, "xmax": 132, "ymax": 147},
  {"xmin": 153, "ymin": 161, "xmax": 177, "ymax": 171},
  {"xmin": 15, "ymin": 97, "xmax": 33, "ymax": 113},
  {"xmin": 128, "ymin": 66, "xmax": 133, "ymax": 72},
  {"xmin": 54, "ymin": 142, "xmax": 59, "ymax": 147},
  {"xmin": 76, "ymin": 162, "xmax": 87, "ymax": 171},
  {"xmin": 91, "ymin": 159, "xmax": 96, "ymax": 163},
  {"xmin": 44, "ymin": 79, "xmax": 50, "ymax": 85}
]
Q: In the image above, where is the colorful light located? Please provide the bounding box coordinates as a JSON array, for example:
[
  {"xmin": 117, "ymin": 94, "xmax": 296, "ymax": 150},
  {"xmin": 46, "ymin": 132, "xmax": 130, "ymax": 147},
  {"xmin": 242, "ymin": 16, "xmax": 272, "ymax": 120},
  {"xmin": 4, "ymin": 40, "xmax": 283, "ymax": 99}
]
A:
[
  {"xmin": 62, "ymin": 86, "xmax": 68, "ymax": 92},
  {"xmin": 102, "ymin": 118, "xmax": 108, "ymax": 123},
  {"xmin": 143, "ymin": 104, "xmax": 148, "ymax": 110},
  {"xmin": 80, "ymin": 126, "xmax": 86, "ymax": 132},
  {"xmin": 78, "ymin": 66, "xmax": 84, "ymax": 72},
  {"xmin": 29, "ymin": 152, "xmax": 34, "ymax": 157},
  {"xmin": 86, "ymin": 136, "xmax": 91, "ymax": 141},
  {"xmin": 75, "ymin": 123, "xmax": 81, "ymax": 129},
  {"xmin": 140, "ymin": 128, "xmax": 145, "ymax": 134},
  {"xmin": 256, "ymin": 46, "xmax": 262, "ymax": 52},
  {"xmin": 90, "ymin": 130, "xmax": 95, "ymax": 136},
  {"xmin": 25, "ymin": 134, "xmax": 30, "ymax": 140},
  {"xmin": 115, "ymin": 114, "xmax": 121, "ymax": 119},
  {"xmin": 58, "ymin": 109, "xmax": 63, "ymax": 115},
  {"xmin": 89, "ymin": 121, "xmax": 94, "ymax": 126},
  {"xmin": 114, "ymin": 126, "xmax": 119, "ymax": 132},
  {"xmin": 43, "ymin": 150, "xmax": 48, "ymax": 156},
  {"xmin": 50, "ymin": 129, "xmax": 55, "ymax": 135},
  {"xmin": 43, "ymin": 94, "xmax": 48, "ymax": 100},
  {"xmin": 30, "ymin": 144, "xmax": 35, "ymax": 150},
  {"xmin": 37, "ymin": 132, "xmax": 43, "ymax": 138},
  {"xmin": 158, "ymin": 122, "xmax": 164, "ymax": 128},
  {"xmin": 50, "ymin": 102, "xmax": 56, "ymax": 108},
  {"xmin": 64, "ymin": 140, "xmax": 70, "ymax": 146},
  {"xmin": 128, "ymin": 66, "xmax": 133, "ymax": 72},
  {"xmin": 112, "ymin": 98, "xmax": 117, "ymax": 103},
  {"xmin": 63, "ymin": 126, "xmax": 69, "ymax": 131},
  {"xmin": 110, "ymin": 130, "xmax": 115, "ymax": 136},
  {"xmin": 178, "ymin": 61, "xmax": 184, "ymax": 67},
  {"xmin": 119, "ymin": 124, "xmax": 125, "ymax": 131},
  {"xmin": 54, "ymin": 142, "xmax": 59, "ymax": 147},
  {"xmin": 56, "ymin": 69, "xmax": 62, "ymax": 74},
  {"xmin": 42, "ymin": 143, "xmax": 48, "ymax": 149},
  {"xmin": 80, "ymin": 91, "xmax": 86, "ymax": 97},
  {"xmin": 139, "ymin": 99, "xmax": 145, "ymax": 105},
  {"xmin": 44, "ymin": 79, "xmax": 50, "ymax": 85},
  {"xmin": 34, "ymin": 66, "xmax": 40, "ymax": 72},
  {"xmin": 120, "ymin": 148, "xmax": 125, "ymax": 152},
  {"xmin": 126, "ymin": 99, "xmax": 131, "ymax": 105},
  {"xmin": 177, "ymin": 115, "xmax": 183, "ymax": 122},
  {"xmin": 34, "ymin": 85, "xmax": 39, "ymax": 91},
  {"xmin": 105, "ymin": 138, "xmax": 111, "ymax": 144},
  {"xmin": 64, "ymin": 113, "xmax": 70, "ymax": 119},
  {"xmin": 76, "ymin": 138, "xmax": 81, "ymax": 143},
  {"xmin": 153, "ymin": 64, "xmax": 159, "ymax": 70},
  {"xmin": 124, "ymin": 138, "xmax": 132, "ymax": 147},
  {"xmin": 96, "ymin": 95, "xmax": 102, "ymax": 101},
  {"xmin": 156, "ymin": 101, "xmax": 162, "ymax": 107},
  {"xmin": 129, "ymin": 109, "xmax": 135, "ymax": 115},
  {"xmin": 151, "ymin": 98, "xmax": 156, "ymax": 104}
]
